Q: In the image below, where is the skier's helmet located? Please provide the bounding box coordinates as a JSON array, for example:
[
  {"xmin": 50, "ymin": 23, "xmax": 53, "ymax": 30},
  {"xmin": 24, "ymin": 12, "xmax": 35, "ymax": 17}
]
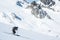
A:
[{"xmin": 13, "ymin": 26, "xmax": 18, "ymax": 30}]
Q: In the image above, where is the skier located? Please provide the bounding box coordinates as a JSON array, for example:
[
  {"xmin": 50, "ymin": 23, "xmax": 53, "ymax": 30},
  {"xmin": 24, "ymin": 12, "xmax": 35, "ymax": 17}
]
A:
[{"xmin": 12, "ymin": 26, "xmax": 18, "ymax": 35}]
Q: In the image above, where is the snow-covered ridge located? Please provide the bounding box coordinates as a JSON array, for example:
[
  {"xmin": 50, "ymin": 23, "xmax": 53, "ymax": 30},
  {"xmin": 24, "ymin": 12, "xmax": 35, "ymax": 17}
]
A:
[{"xmin": 0, "ymin": 0, "xmax": 60, "ymax": 38}]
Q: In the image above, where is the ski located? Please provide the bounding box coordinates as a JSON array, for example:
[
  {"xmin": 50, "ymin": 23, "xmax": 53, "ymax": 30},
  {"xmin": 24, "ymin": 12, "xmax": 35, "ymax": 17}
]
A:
[
  {"xmin": 14, "ymin": 34, "xmax": 20, "ymax": 36},
  {"xmin": 4, "ymin": 32, "xmax": 31, "ymax": 39}
]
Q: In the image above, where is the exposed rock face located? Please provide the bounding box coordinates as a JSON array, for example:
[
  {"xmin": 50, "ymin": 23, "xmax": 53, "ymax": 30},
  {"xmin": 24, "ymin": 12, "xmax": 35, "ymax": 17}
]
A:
[{"xmin": 40, "ymin": 0, "xmax": 55, "ymax": 7}]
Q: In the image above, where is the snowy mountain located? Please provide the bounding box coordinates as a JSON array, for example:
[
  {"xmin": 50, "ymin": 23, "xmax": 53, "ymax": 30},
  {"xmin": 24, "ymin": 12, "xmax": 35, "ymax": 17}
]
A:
[{"xmin": 0, "ymin": 0, "xmax": 60, "ymax": 40}]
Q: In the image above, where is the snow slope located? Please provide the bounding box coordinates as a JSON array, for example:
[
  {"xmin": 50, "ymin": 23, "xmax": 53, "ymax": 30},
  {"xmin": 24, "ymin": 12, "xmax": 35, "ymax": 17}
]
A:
[
  {"xmin": 0, "ymin": 0, "xmax": 60, "ymax": 39},
  {"xmin": 0, "ymin": 22, "xmax": 60, "ymax": 40}
]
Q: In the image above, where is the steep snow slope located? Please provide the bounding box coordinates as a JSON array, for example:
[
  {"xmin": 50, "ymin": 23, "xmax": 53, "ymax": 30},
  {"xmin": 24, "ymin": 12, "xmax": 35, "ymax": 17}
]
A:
[
  {"xmin": 0, "ymin": 22, "xmax": 60, "ymax": 40},
  {"xmin": 0, "ymin": 0, "xmax": 60, "ymax": 38}
]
